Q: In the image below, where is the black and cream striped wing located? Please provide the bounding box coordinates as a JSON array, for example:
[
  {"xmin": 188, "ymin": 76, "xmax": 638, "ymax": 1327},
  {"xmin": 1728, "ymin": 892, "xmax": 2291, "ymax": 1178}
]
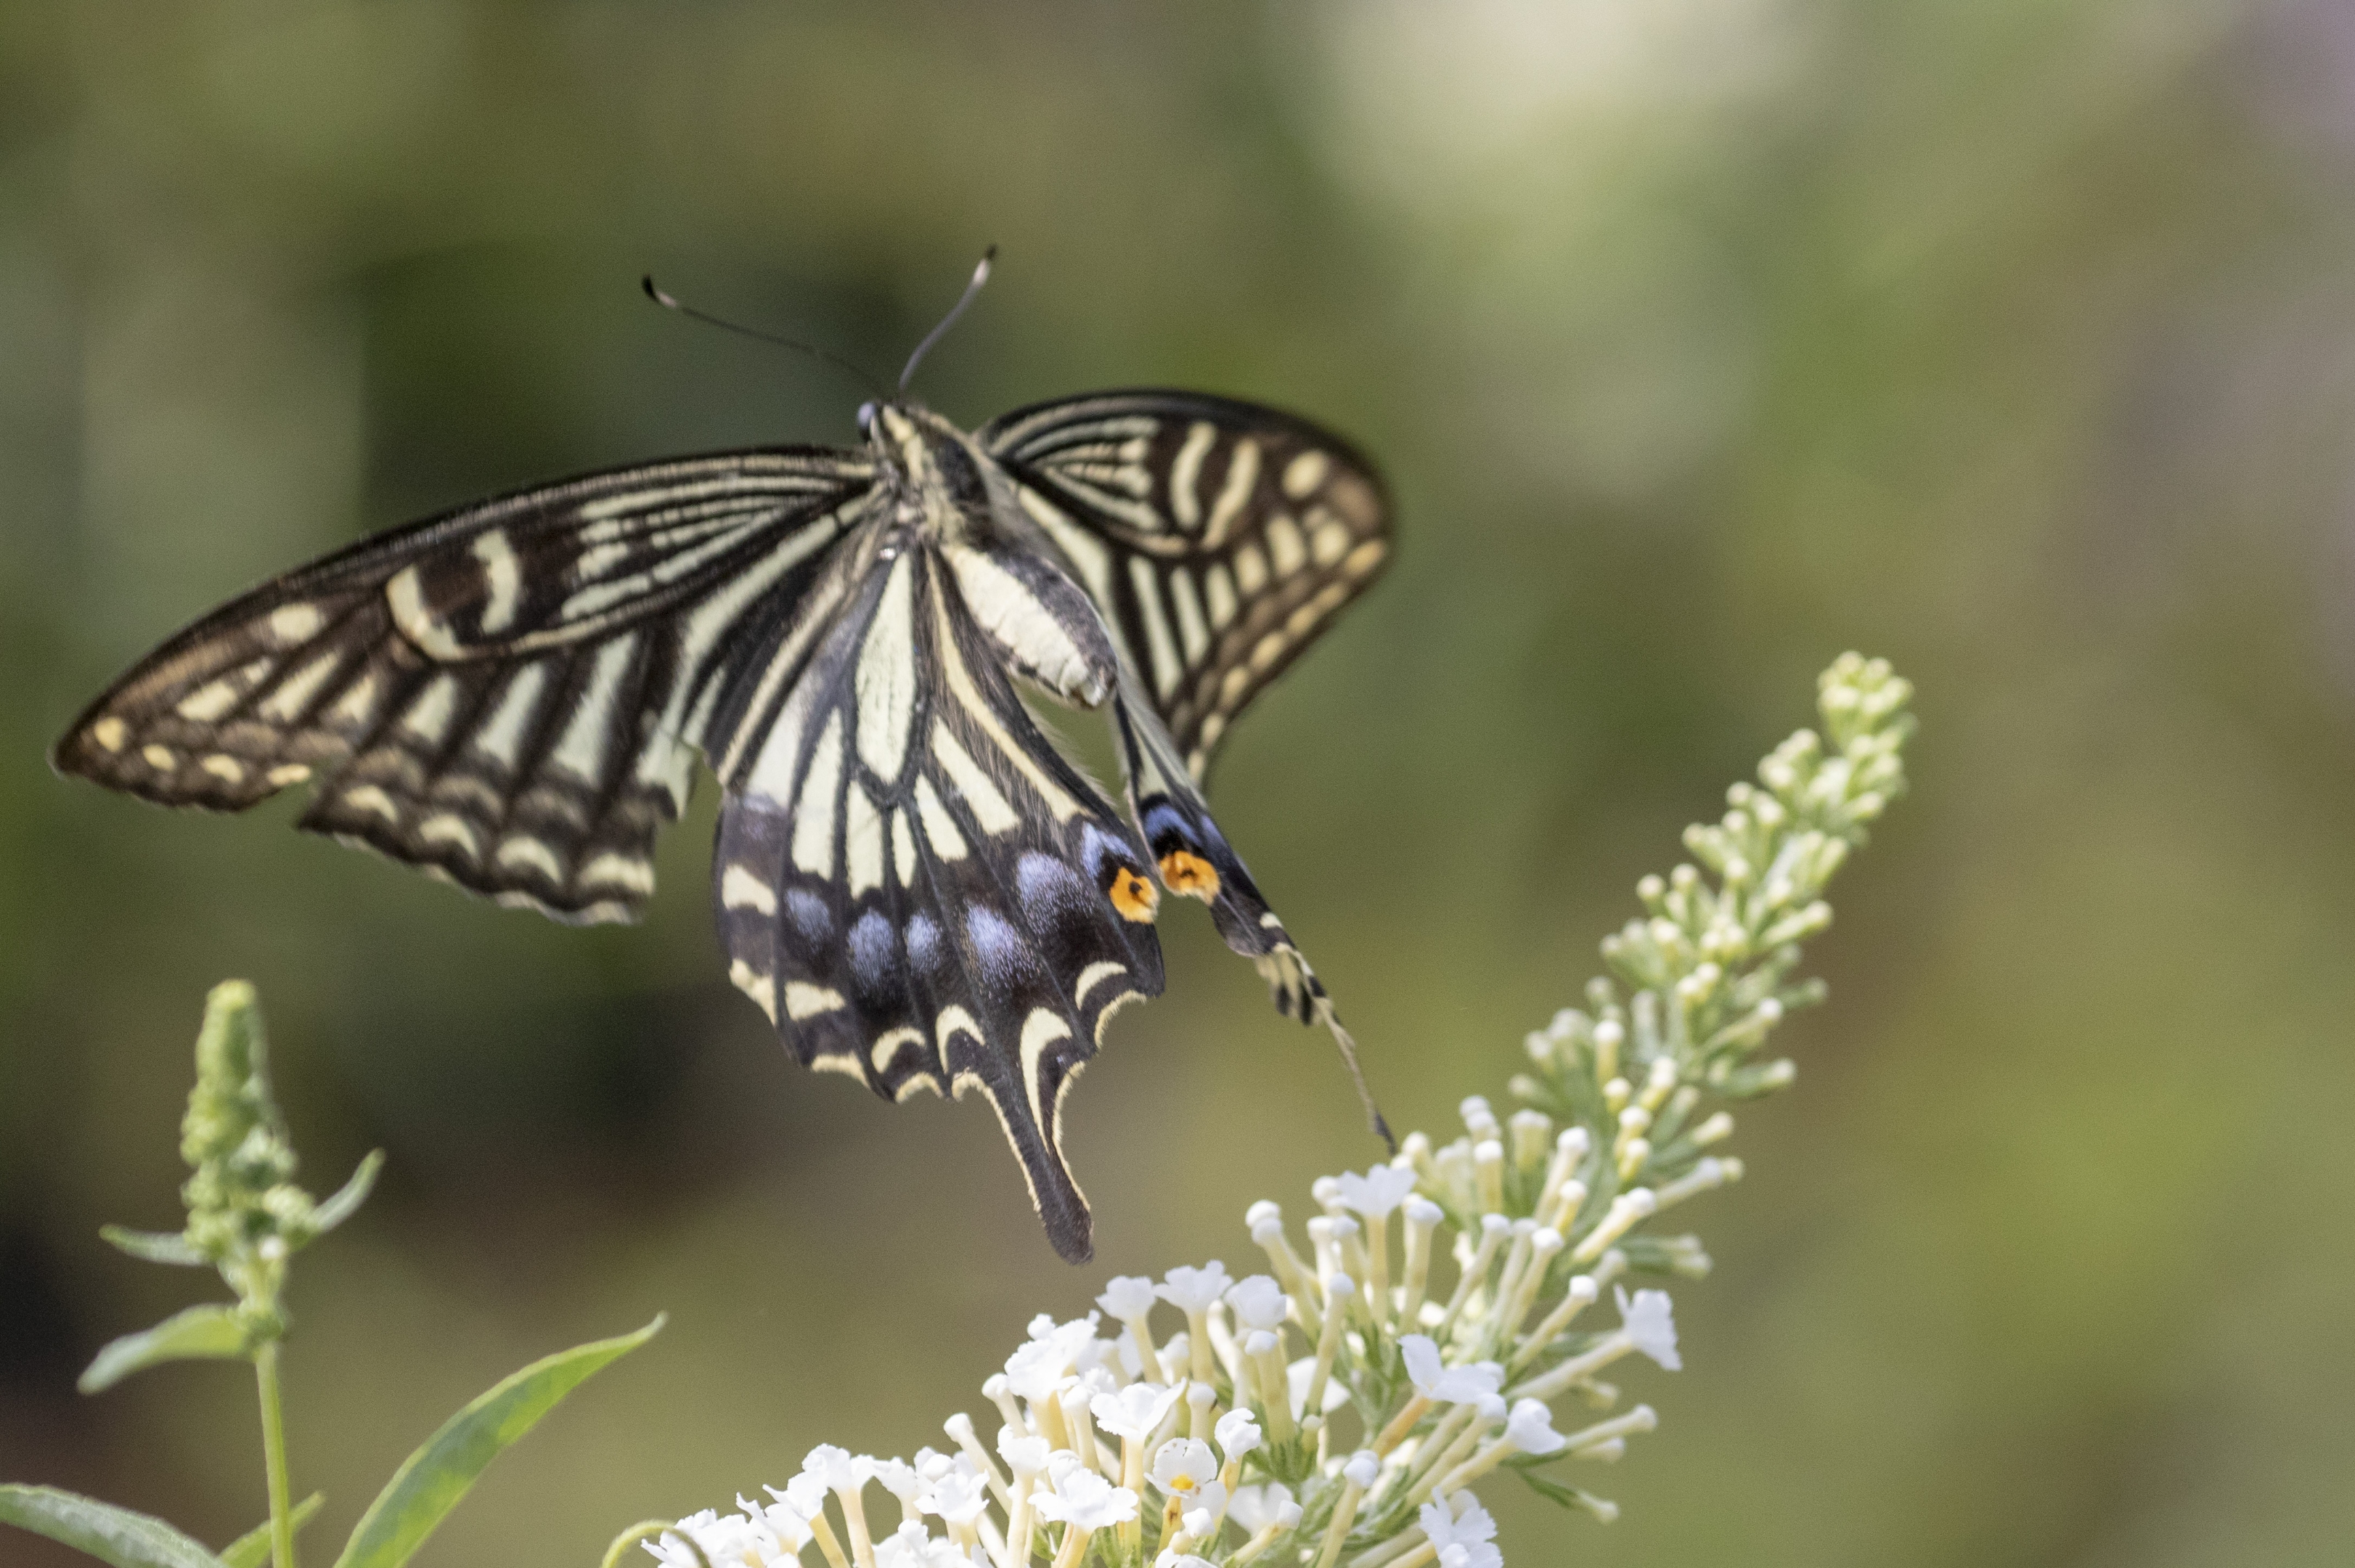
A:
[
  {"xmin": 979, "ymin": 391, "xmax": 1392, "ymax": 783},
  {"xmin": 707, "ymin": 535, "xmax": 1166, "ymax": 1263},
  {"xmin": 54, "ymin": 451, "xmax": 874, "ymax": 923}
]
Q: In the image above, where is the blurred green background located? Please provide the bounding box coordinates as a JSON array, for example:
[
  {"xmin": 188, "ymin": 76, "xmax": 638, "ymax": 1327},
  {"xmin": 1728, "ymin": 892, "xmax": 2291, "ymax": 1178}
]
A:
[{"xmin": 6, "ymin": 1, "xmax": 2355, "ymax": 1564}]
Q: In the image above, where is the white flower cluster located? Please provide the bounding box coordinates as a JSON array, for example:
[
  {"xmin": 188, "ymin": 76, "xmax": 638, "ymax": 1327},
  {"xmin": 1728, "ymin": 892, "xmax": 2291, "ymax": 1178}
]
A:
[
  {"xmin": 648, "ymin": 1148, "xmax": 1681, "ymax": 1568},
  {"xmin": 638, "ymin": 656, "xmax": 1913, "ymax": 1568}
]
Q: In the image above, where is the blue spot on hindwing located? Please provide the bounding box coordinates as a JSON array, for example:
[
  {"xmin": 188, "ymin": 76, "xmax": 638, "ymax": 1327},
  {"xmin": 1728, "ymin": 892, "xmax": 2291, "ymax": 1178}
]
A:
[
  {"xmin": 966, "ymin": 904, "xmax": 1033, "ymax": 991},
  {"xmin": 906, "ymin": 911, "xmax": 942, "ymax": 976},
  {"xmin": 1016, "ymin": 852, "xmax": 1091, "ymax": 931},
  {"xmin": 786, "ymin": 888, "xmax": 833, "ymax": 947},
  {"xmin": 849, "ymin": 909, "xmax": 900, "ymax": 1000}
]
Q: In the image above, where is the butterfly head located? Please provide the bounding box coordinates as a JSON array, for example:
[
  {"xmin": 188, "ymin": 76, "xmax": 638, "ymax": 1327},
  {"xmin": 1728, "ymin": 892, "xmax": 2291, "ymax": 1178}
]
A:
[{"xmin": 865, "ymin": 401, "xmax": 1007, "ymax": 529}]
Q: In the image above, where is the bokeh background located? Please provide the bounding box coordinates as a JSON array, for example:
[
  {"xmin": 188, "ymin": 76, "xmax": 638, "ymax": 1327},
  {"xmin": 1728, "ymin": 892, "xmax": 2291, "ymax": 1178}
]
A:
[{"xmin": 6, "ymin": 1, "xmax": 2355, "ymax": 1564}]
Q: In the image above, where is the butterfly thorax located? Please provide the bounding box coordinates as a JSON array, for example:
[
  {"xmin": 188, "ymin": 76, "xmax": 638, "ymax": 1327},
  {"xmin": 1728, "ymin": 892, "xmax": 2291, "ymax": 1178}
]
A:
[{"xmin": 863, "ymin": 402, "xmax": 1119, "ymax": 711}]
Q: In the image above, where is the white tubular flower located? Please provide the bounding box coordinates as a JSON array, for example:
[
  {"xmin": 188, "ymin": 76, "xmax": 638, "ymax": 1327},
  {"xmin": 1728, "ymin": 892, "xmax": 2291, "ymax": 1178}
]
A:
[
  {"xmin": 1615, "ymin": 1286, "xmax": 1682, "ymax": 1370},
  {"xmin": 766, "ymin": 1472, "xmax": 828, "ymax": 1524},
  {"xmin": 1029, "ymin": 1468, "xmax": 1139, "ymax": 1530},
  {"xmin": 644, "ymin": 1510, "xmax": 717, "ymax": 1567},
  {"xmin": 743, "ymin": 1496, "xmax": 814, "ymax": 1553},
  {"xmin": 1156, "ymin": 1262, "xmax": 1233, "ymax": 1315},
  {"xmin": 1342, "ymin": 1450, "xmax": 1381, "ymax": 1489},
  {"xmin": 1096, "ymin": 1275, "xmax": 1156, "ymax": 1319},
  {"xmin": 1045, "ymin": 1448, "xmax": 1087, "ymax": 1488},
  {"xmin": 1225, "ymin": 1482, "xmax": 1297, "ymax": 1534},
  {"xmin": 1179, "ymin": 1482, "xmax": 1226, "ymax": 1538},
  {"xmin": 651, "ymin": 1509, "xmax": 791, "ymax": 1568},
  {"xmin": 873, "ymin": 1520, "xmax": 936, "ymax": 1568},
  {"xmin": 1214, "ymin": 1408, "xmax": 1262, "ymax": 1463},
  {"xmin": 800, "ymin": 1443, "xmax": 860, "ymax": 1493},
  {"xmin": 1399, "ymin": 1334, "xmax": 1505, "ymax": 1405},
  {"xmin": 870, "ymin": 1458, "xmax": 923, "ymax": 1512},
  {"xmin": 1147, "ymin": 1437, "xmax": 1217, "ymax": 1496},
  {"xmin": 1504, "ymin": 1398, "xmax": 1568, "ymax": 1456},
  {"xmin": 1419, "ymin": 1491, "xmax": 1499, "ymax": 1556},
  {"xmin": 1091, "ymin": 1381, "xmax": 1182, "ymax": 1444},
  {"xmin": 1155, "ymin": 1334, "xmax": 1193, "ymax": 1386},
  {"xmin": 1224, "ymin": 1273, "xmax": 1289, "ymax": 1331},
  {"xmin": 1334, "ymin": 1164, "xmax": 1421, "ymax": 1220},
  {"xmin": 1003, "ymin": 1318, "xmax": 1098, "ymax": 1401},
  {"xmin": 997, "ymin": 1429, "xmax": 1050, "ymax": 1478},
  {"xmin": 921, "ymin": 1467, "xmax": 990, "ymax": 1527}
]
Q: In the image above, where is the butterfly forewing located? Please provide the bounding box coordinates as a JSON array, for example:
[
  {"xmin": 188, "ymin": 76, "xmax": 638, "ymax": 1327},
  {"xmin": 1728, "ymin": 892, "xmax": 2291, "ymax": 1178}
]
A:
[
  {"xmin": 709, "ymin": 535, "xmax": 1164, "ymax": 1260},
  {"xmin": 979, "ymin": 391, "xmax": 1392, "ymax": 782},
  {"xmin": 54, "ymin": 450, "xmax": 873, "ymax": 922}
]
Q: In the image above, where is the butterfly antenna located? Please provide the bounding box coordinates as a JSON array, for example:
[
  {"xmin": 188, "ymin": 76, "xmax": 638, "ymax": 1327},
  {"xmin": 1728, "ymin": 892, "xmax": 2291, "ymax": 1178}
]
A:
[
  {"xmin": 641, "ymin": 276, "xmax": 888, "ymax": 400},
  {"xmin": 899, "ymin": 245, "xmax": 997, "ymax": 393}
]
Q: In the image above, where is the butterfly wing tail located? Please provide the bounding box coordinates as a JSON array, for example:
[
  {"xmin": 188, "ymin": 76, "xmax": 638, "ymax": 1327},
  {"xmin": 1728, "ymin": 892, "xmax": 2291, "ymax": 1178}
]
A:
[{"xmin": 1111, "ymin": 689, "xmax": 1392, "ymax": 1148}]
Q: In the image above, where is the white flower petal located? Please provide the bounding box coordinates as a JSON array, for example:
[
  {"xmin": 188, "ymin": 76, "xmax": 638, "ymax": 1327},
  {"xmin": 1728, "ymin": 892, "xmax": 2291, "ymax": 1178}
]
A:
[
  {"xmin": 1335, "ymin": 1164, "xmax": 1422, "ymax": 1220},
  {"xmin": 1505, "ymin": 1397, "xmax": 1567, "ymax": 1455},
  {"xmin": 1214, "ymin": 1407, "xmax": 1263, "ymax": 1463},
  {"xmin": 1224, "ymin": 1274, "xmax": 1289, "ymax": 1331},
  {"xmin": 1092, "ymin": 1381, "xmax": 1183, "ymax": 1443},
  {"xmin": 1098, "ymin": 1275, "xmax": 1158, "ymax": 1318},
  {"xmin": 1156, "ymin": 1262, "xmax": 1234, "ymax": 1315},
  {"xmin": 1615, "ymin": 1286, "xmax": 1681, "ymax": 1371},
  {"xmin": 1148, "ymin": 1437, "xmax": 1217, "ymax": 1494}
]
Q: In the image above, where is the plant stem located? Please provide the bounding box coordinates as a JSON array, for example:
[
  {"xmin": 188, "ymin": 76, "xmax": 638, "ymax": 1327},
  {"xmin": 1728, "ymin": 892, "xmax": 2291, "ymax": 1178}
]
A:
[{"xmin": 255, "ymin": 1342, "xmax": 296, "ymax": 1568}]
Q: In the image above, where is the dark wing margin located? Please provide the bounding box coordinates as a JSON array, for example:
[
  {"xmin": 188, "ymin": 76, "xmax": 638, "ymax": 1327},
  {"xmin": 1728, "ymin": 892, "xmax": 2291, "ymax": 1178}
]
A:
[
  {"xmin": 708, "ymin": 538, "xmax": 1165, "ymax": 1262},
  {"xmin": 978, "ymin": 390, "xmax": 1392, "ymax": 783},
  {"xmin": 54, "ymin": 449, "xmax": 875, "ymax": 923}
]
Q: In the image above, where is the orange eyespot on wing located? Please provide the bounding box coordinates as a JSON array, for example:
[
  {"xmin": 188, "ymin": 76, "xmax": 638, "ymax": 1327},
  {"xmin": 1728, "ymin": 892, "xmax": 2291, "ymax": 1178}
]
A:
[
  {"xmin": 1110, "ymin": 867, "xmax": 1161, "ymax": 922},
  {"xmin": 1158, "ymin": 849, "xmax": 1221, "ymax": 902}
]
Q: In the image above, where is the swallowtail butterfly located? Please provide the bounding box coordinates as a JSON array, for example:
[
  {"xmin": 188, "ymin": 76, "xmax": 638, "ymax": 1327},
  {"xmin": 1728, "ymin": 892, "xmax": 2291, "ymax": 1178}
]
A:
[{"xmin": 52, "ymin": 266, "xmax": 1392, "ymax": 1262}]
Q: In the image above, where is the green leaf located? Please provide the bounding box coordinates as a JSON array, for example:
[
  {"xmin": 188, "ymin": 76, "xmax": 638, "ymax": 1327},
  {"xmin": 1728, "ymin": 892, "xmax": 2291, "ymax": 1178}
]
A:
[
  {"xmin": 78, "ymin": 1304, "xmax": 250, "ymax": 1394},
  {"xmin": 99, "ymin": 1227, "xmax": 207, "ymax": 1267},
  {"xmin": 310, "ymin": 1150, "xmax": 384, "ymax": 1238},
  {"xmin": 332, "ymin": 1315, "xmax": 664, "ymax": 1568},
  {"xmin": 1517, "ymin": 1469, "xmax": 1618, "ymax": 1522},
  {"xmin": 0, "ymin": 1484, "xmax": 228, "ymax": 1568},
  {"xmin": 219, "ymin": 1494, "xmax": 322, "ymax": 1568}
]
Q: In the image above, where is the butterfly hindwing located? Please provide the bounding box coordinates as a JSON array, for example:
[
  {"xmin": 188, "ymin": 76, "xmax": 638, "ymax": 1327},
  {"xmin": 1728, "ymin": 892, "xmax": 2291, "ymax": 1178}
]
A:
[
  {"xmin": 981, "ymin": 392, "xmax": 1393, "ymax": 1140},
  {"xmin": 979, "ymin": 391, "xmax": 1392, "ymax": 783},
  {"xmin": 710, "ymin": 533, "xmax": 1165, "ymax": 1261},
  {"xmin": 54, "ymin": 450, "xmax": 873, "ymax": 921}
]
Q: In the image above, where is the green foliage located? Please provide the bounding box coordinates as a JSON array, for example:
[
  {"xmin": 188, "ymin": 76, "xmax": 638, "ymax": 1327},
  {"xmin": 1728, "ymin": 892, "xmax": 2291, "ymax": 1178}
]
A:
[
  {"xmin": 332, "ymin": 1315, "xmax": 664, "ymax": 1568},
  {"xmin": 220, "ymin": 1497, "xmax": 324, "ymax": 1568},
  {"xmin": 0, "ymin": 1486, "xmax": 227, "ymax": 1568},
  {"xmin": 4, "ymin": 988, "xmax": 653, "ymax": 1568},
  {"xmin": 78, "ymin": 1302, "xmax": 254, "ymax": 1394}
]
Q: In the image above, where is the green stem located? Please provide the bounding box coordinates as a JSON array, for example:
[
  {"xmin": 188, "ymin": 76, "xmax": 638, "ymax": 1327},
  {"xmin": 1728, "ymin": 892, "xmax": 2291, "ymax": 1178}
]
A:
[{"xmin": 255, "ymin": 1342, "xmax": 296, "ymax": 1568}]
